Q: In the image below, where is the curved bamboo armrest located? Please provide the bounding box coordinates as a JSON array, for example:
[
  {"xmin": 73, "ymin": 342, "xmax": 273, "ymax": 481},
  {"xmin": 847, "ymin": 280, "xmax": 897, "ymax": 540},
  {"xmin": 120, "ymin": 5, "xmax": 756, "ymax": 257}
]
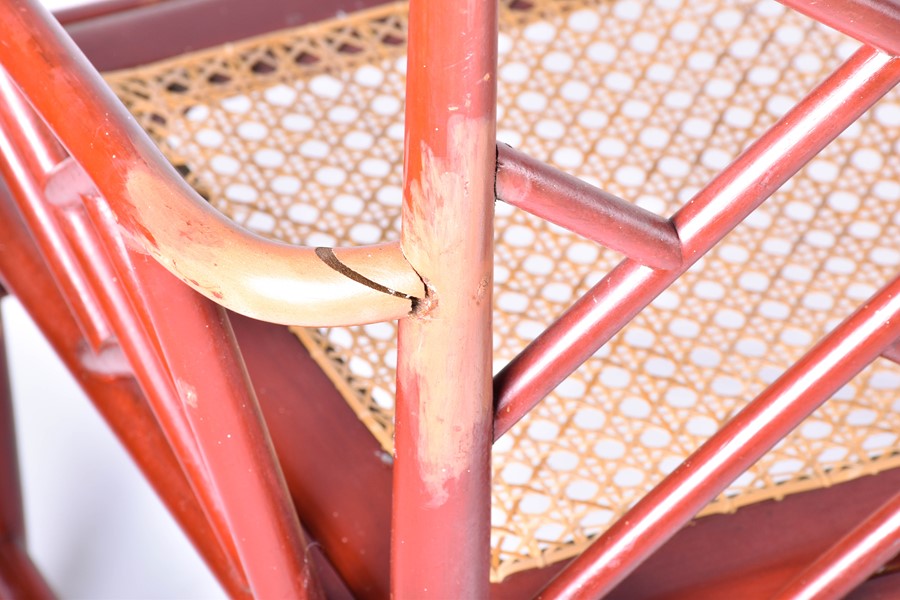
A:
[{"xmin": 0, "ymin": 0, "xmax": 424, "ymax": 327}]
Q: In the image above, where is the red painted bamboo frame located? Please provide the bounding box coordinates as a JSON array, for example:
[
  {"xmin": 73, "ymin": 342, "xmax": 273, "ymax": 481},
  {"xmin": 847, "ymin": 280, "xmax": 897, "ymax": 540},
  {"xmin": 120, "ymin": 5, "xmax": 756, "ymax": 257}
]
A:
[
  {"xmin": 537, "ymin": 271, "xmax": 900, "ymax": 598},
  {"xmin": 494, "ymin": 46, "xmax": 900, "ymax": 439},
  {"xmin": 0, "ymin": 0, "xmax": 898, "ymax": 596},
  {"xmin": 0, "ymin": 175, "xmax": 362, "ymax": 598},
  {"xmin": 0, "ymin": 71, "xmax": 252, "ymax": 590},
  {"xmin": 69, "ymin": 159, "xmax": 319, "ymax": 595},
  {"xmin": 0, "ymin": 0, "xmax": 423, "ymax": 329},
  {"xmin": 0, "ymin": 13, "xmax": 319, "ymax": 596},
  {"xmin": 125, "ymin": 253, "xmax": 322, "ymax": 599},
  {"xmin": 0, "ymin": 69, "xmax": 112, "ymax": 352},
  {"xmin": 391, "ymin": 0, "xmax": 498, "ymax": 596},
  {"xmin": 0, "ymin": 185, "xmax": 250, "ymax": 597},
  {"xmin": 495, "ymin": 144, "xmax": 682, "ymax": 270},
  {"xmin": 776, "ymin": 0, "xmax": 900, "ymax": 56},
  {"xmin": 773, "ymin": 489, "xmax": 900, "ymax": 599}
]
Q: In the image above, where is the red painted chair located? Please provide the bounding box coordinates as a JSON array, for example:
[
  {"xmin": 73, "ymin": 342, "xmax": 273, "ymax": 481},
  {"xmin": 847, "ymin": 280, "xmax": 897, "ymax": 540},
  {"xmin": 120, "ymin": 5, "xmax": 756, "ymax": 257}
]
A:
[{"xmin": 1, "ymin": 0, "xmax": 899, "ymax": 597}]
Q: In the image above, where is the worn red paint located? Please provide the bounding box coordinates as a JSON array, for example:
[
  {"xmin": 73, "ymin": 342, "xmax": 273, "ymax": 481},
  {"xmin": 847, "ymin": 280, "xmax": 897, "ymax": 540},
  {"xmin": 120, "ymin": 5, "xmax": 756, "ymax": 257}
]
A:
[
  {"xmin": 0, "ymin": 0, "xmax": 423, "ymax": 328},
  {"xmin": 392, "ymin": 0, "xmax": 497, "ymax": 596}
]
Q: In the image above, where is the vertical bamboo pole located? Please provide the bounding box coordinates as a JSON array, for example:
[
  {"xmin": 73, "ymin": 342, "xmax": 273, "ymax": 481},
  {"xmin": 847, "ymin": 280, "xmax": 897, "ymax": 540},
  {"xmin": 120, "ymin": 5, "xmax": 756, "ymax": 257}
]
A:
[
  {"xmin": 0, "ymin": 305, "xmax": 24, "ymax": 545},
  {"xmin": 392, "ymin": 0, "xmax": 497, "ymax": 596}
]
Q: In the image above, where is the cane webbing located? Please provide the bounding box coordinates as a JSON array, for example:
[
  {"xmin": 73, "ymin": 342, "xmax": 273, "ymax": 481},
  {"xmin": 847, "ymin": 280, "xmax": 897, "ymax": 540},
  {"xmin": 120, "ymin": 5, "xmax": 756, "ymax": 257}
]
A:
[{"xmin": 106, "ymin": 0, "xmax": 900, "ymax": 581}]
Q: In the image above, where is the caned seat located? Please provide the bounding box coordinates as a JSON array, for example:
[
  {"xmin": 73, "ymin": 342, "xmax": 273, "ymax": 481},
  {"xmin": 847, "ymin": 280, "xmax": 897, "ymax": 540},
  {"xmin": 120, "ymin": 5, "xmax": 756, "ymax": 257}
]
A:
[{"xmin": 102, "ymin": 0, "xmax": 900, "ymax": 582}]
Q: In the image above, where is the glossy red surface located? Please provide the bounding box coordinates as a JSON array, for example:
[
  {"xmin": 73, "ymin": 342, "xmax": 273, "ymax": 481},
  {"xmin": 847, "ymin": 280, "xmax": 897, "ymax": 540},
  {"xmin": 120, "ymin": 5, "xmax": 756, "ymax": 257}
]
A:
[
  {"xmin": 495, "ymin": 144, "xmax": 682, "ymax": 270},
  {"xmin": 0, "ymin": 67, "xmax": 251, "ymax": 588},
  {"xmin": 494, "ymin": 46, "xmax": 900, "ymax": 439},
  {"xmin": 0, "ymin": 185, "xmax": 250, "ymax": 598},
  {"xmin": 608, "ymin": 468, "xmax": 900, "ymax": 600},
  {"xmin": 0, "ymin": 69, "xmax": 112, "ymax": 352},
  {"xmin": 777, "ymin": 0, "xmax": 900, "ymax": 56},
  {"xmin": 0, "ymin": 18, "xmax": 315, "ymax": 591},
  {"xmin": 773, "ymin": 490, "xmax": 900, "ymax": 599},
  {"xmin": 231, "ymin": 314, "xmax": 900, "ymax": 600},
  {"xmin": 131, "ymin": 257, "xmax": 321, "ymax": 598},
  {"xmin": 0, "ymin": 0, "xmax": 897, "ymax": 596},
  {"xmin": 489, "ymin": 467, "xmax": 900, "ymax": 599},
  {"xmin": 538, "ymin": 271, "xmax": 900, "ymax": 598}
]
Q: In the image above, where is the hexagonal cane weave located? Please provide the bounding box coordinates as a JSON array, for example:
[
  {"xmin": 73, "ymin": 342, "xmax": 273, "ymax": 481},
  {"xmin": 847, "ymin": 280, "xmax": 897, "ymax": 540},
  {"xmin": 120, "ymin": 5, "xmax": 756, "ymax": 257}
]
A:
[{"xmin": 106, "ymin": 0, "xmax": 900, "ymax": 581}]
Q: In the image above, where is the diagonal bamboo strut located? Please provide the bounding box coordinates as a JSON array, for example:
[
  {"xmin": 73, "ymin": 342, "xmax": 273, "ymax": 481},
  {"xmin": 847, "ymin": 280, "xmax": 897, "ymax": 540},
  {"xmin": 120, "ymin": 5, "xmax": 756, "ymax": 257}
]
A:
[
  {"xmin": 494, "ymin": 46, "xmax": 900, "ymax": 440},
  {"xmin": 772, "ymin": 489, "xmax": 900, "ymax": 599},
  {"xmin": 538, "ymin": 270, "xmax": 900, "ymax": 598},
  {"xmin": 776, "ymin": 0, "xmax": 900, "ymax": 56}
]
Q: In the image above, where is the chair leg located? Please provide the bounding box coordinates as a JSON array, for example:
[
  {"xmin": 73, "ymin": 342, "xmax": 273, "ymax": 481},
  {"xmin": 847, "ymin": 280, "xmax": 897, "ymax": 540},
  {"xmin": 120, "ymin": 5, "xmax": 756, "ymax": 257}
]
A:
[
  {"xmin": 0, "ymin": 186, "xmax": 250, "ymax": 598},
  {"xmin": 0, "ymin": 305, "xmax": 25, "ymax": 547},
  {"xmin": 0, "ymin": 266, "xmax": 54, "ymax": 600},
  {"xmin": 391, "ymin": 0, "xmax": 498, "ymax": 596},
  {"xmin": 0, "ymin": 540, "xmax": 54, "ymax": 600}
]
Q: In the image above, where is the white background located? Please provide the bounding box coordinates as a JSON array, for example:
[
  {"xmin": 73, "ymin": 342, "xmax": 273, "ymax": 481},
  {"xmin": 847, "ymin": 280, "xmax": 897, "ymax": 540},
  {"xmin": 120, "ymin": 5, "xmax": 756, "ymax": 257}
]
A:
[
  {"xmin": 1, "ymin": 0, "xmax": 226, "ymax": 597},
  {"xmin": 3, "ymin": 300, "xmax": 224, "ymax": 599}
]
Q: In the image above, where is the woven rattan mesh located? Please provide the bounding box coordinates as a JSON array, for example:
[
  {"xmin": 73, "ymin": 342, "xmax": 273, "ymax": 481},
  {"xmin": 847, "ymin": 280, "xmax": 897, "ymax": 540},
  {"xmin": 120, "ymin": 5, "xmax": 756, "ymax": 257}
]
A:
[{"xmin": 106, "ymin": 0, "xmax": 900, "ymax": 581}]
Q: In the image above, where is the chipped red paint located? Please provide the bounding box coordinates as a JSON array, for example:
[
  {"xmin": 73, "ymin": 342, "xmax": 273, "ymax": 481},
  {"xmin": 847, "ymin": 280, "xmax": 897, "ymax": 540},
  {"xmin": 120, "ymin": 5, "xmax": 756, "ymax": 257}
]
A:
[
  {"xmin": 0, "ymin": 9, "xmax": 321, "ymax": 593},
  {"xmin": 0, "ymin": 0, "xmax": 899, "ymax": 596},
  {"xmin": 0, "ymin": 0, "xmax": 423, "ymax": 329},
  {"xmin": 392, "ymin": 0, "xmax": 498, "ymax": 596}
]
